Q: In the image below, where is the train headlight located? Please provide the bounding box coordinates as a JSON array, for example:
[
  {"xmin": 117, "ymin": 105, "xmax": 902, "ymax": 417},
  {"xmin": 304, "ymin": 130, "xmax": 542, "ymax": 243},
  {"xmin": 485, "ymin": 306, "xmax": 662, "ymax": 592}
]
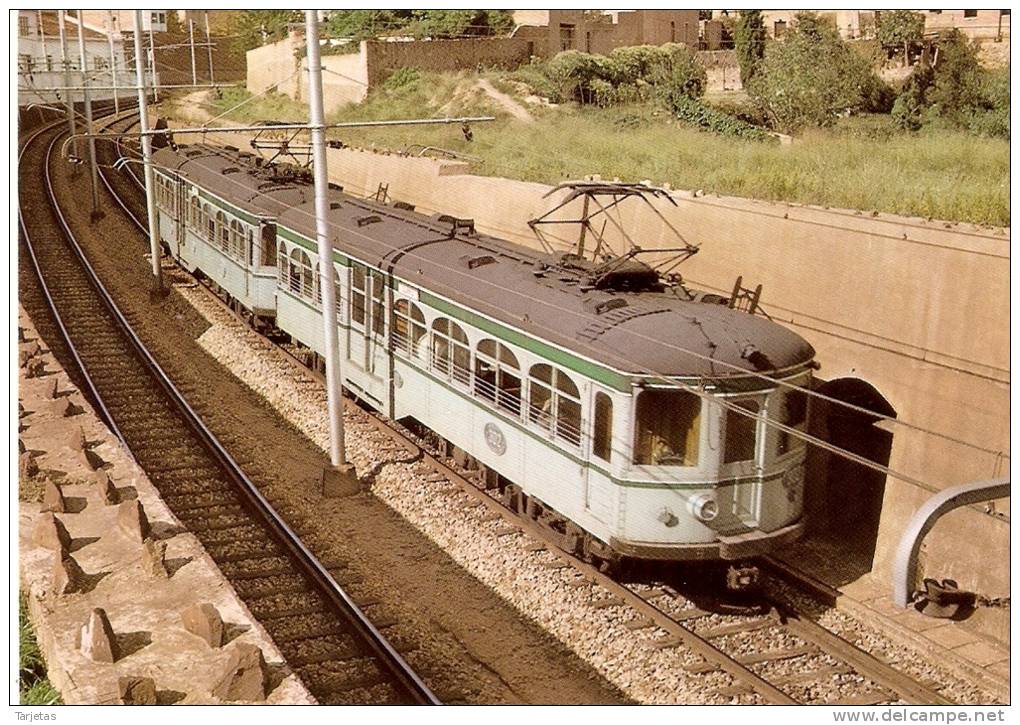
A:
[{"xmin": 688, "ymin": 493, "xmax": 719, "ymax": 523}]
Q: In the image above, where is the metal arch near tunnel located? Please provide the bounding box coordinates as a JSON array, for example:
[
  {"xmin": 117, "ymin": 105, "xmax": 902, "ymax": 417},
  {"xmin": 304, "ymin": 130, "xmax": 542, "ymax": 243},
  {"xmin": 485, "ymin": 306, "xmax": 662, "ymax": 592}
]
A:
[{"xmin": 892, "ymin": 477, "xmax": 1010, "ymax": 609}]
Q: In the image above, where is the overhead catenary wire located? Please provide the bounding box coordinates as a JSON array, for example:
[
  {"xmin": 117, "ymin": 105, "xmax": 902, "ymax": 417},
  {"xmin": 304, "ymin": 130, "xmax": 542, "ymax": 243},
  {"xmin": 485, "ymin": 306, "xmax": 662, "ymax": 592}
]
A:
[
  {"xmin": 105, "ymin": 115, "xmax": 1008, "ymax": 461},
  {"xmin": 103, "ymin": 125, "xmax": 1008, "ymax": 501}
]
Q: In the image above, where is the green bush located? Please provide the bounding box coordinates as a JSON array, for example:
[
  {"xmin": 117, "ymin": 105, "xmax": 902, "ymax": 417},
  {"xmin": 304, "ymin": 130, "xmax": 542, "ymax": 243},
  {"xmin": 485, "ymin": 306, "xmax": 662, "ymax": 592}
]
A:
[
  {"xmin": 751, "ymin": 12, "xmax": 892, "ymax": 132},
  {"xmin": 383, "ymin": 67, "xmax": 421, "ymax": 91},
  {"xmin": 546, "ymin": 50, "xmax": 616, "ymax": 103},
  {"xmin": 892, "ymin": 32, "xmax": 1009, "ymax": 139},
  {"xmin": 669, "ymin": 95, "xmax": 775, "ymax": 142}
]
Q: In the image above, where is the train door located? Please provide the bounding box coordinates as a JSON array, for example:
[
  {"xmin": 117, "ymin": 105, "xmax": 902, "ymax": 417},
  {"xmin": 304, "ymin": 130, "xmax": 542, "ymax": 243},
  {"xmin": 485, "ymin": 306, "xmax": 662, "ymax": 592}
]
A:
[
  {"xmin": 584, "ymin": 386, "xmax": 615, "ymax": 524},
  {"xmin": 347, "ymin": 264, "xmax": 387, "ymax": 404}
]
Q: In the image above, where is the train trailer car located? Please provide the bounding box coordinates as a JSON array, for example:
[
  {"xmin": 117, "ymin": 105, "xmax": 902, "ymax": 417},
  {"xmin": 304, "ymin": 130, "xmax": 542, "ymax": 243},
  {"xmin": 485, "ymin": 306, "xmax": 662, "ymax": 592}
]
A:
[{"xmin": 149, "ymin": 143, "xmax": 817, "ymax": 575}]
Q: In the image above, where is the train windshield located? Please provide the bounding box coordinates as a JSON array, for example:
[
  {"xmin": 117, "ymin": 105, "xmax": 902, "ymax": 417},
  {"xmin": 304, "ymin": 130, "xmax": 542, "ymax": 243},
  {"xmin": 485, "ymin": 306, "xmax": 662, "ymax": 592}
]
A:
[{"xmin": 633, "ymin": 389, "xmax": 701, "ymax": 466}]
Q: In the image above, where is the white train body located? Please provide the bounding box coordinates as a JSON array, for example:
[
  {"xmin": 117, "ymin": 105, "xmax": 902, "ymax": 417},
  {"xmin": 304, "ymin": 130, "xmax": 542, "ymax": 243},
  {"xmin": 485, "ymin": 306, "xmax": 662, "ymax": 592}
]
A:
[{"xmin": 152, "ymin": 146, "xmax": 814, "ymax": 562}]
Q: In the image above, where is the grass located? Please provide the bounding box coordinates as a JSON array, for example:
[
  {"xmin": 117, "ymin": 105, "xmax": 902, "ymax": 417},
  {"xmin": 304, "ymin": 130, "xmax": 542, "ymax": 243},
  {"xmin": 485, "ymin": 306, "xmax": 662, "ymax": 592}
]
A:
[
  {"xmin": 195, "ymin": 73, "xmax": 1009, "ymax": 227},
  {"xmin": 19, "ymin": 594, "xmax": 61, "ymax": 705}
]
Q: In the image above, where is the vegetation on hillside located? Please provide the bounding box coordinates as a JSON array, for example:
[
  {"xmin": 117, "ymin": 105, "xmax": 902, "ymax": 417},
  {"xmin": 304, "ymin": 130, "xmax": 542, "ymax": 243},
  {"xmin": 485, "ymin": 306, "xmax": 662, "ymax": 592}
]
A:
[{"xmin": 202, "ymin": 78, "xmax": 1008, "ymax": 226}]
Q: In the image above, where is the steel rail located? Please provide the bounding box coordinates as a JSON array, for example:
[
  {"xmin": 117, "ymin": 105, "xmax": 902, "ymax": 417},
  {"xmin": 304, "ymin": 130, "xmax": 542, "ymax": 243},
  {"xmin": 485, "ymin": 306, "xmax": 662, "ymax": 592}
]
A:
[
  {"xmin": 18, "ymin": 116, "xmax": 130, "ymax": 452},
  {"xmin": 26, "ymin": 120, "xmax": 439, "ymax": 706}
]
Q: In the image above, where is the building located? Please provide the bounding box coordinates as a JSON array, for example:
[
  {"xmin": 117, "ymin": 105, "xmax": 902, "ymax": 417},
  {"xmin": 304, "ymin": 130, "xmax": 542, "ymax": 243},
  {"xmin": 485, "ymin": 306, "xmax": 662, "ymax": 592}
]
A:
[
  {"xmin": 512, "ymin": 10, "xmax": 700, "ymax": 57},
  {"xmin": 71, "ymin": 10, "xmax": 169, "ymax": 36},
  {"xmin": 920, "ymin": 9, "xmax": 1010, "ymax": 40},
  {"xmin": 17, "ymin": 9, "xmax": 151, "ymax": 107},
  {"xmin": 712, "ymin": 10, "xmax": 877, "ymax": 40}
]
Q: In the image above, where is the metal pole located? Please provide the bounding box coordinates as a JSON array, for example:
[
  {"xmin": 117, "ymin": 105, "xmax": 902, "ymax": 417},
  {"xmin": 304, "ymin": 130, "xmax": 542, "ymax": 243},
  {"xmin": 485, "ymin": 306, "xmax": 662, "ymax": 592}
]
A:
[
  {"xmin": 148, "ymin": 25, "xmax": 158, "ymax": 102},
  {"xmin": 204, "ymin": 11, "xmax": 215, "ymax": 85},
  {"xmin": 134, "ymin": 10, "xmax": 163, "ymax": 292},
  {"xmin": 37, "ymin": 10, "xmax": 48, "ymax": 70},
  {"xmin": 306, "ymin": 10, "xmax": 347, "ymax": 471},
  {"xmin": 189, "ymin": 18, "xmax": 197, "ymax": 85},
  {"xmin": 76, "ymin": 11, "xmax": 100, "ymax": 218},
  {"xmin": 106, "ymin": 11, "xmax": 119, "ymax": 114},
  {"xmin": 57, "ymin": 10, "xmax": 76, "ymax": 155}
]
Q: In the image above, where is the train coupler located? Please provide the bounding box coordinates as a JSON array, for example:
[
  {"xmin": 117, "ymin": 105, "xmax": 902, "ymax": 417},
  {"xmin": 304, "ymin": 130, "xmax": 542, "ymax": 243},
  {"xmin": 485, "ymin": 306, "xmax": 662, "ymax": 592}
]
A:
[{"xmin": 725, "ymin": 562, "xmax": 760, "ymax": 591}]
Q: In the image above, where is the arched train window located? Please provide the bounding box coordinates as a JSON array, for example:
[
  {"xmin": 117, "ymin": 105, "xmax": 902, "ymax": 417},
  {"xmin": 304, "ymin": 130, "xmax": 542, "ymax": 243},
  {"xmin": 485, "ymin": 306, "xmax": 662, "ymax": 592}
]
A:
[
  {"xmin": 474, "ymin": 339, "xmax": 521, "ymax": 416},
  {"xmin": 392, "ymin": 299, "xmax": 426, "ymax": 359},
  {"xmin": 528, "ymin": 364, "xmax": 581, "ymax": 447},
  {"xmin": 431, "ymin": 318, "xmax": 470, "ymax": 386}
]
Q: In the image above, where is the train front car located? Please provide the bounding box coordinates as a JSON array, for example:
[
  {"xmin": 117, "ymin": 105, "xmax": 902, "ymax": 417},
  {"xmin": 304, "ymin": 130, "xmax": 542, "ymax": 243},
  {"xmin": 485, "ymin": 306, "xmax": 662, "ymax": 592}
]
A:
[{"xmin": 595, "ymin": 284, "xmax": 816, "ymax": 581}]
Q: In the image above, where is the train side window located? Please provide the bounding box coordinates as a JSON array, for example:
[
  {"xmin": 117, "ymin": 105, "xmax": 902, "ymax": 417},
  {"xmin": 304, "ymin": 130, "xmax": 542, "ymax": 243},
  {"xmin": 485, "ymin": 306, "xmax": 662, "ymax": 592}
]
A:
[
  {"xmin": 216, "ymin": 212, "xmax": 229, "ymax": 253},
  {"xmin": 723, "ymin": 398, "xmax": 760, "ymax": 464},
  {"xmin": 474, "ymin": 340, "xmax": 521, "ymax": 416},
  {"xmin": 370, "ymin": 272, "xmax": 386, "ymax": 338},
  {"xmin": 288, "ymin": 248, "xmax": 313, "ymax": 300},
  {"xmin": 633, "ymin": 389, "xmax": 700, "ymax": 466},
  {"xmin": 528, "ymin": 364, "xmax": 581, "ymax": 447},
  {"xmin": 431, "ymin": 318, "xmax": 471, "ymax": 386},
  {"xmin": 203, "ymin": 204, "xmax": 214, "ymax": 241},
  {"xmin": 260, "ymin": 223, "xmax": 277, "ymax": 266},
  {"xmin": 314, "ymin": 265, "xmax": 343, "ymax": 319},
  {"xmin": 351, "ymin": 265, "xmax": 366, "ymax": 328},
  {"xmin": 776, "ymin": 388, "xmax": 808, "ymax": 455},
  {"xmin": 391, "ymin": 299, "xmax": 426, "ymax": 359},
  {"xmin": 230, "ymin": 219, "xmax": 244, "ymax": 261},
  {"xmin": 593, "ymin": 392, "xmax": 612, "ymax": 462}
]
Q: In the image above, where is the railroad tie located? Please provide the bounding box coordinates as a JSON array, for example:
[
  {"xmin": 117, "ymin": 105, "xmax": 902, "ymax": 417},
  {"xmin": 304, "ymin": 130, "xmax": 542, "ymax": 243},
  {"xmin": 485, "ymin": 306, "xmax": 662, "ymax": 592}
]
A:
[
  {"xmin": 735, "ymin": 644, "xmax": 815, "ymax": 666},
  {"xmin": 589, "ymin": 595, "xmax": 625, "ymax": 610},
  {"xmin": 622, "ymin": 617, "xmax": 657, "ymax": 631},
  {"xmin": 641, "ymin": 633, "xmax": 686, "ymax": 651}
]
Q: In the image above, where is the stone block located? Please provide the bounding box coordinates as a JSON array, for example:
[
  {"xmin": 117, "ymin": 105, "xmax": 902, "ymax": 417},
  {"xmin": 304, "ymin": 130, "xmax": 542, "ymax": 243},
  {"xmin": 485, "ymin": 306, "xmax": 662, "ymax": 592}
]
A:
[
  {"xmin": 95, "ymin": 470, "xmax": 119, "ymax": 505},
  {"xmin": 180, "ymin": 603, "xmax": 224, "ymax": 648},
  {"xmin": 78, "ymin": 608, "xmax": 119, "ymax": 663},
  {"xmin": 25, "ymin": 357, "xmax": 46, "ymax": 378},
  {"xmin": 41, "ymin": 480, "xmax": 66, "ymax": 514},
  {"xmin": 118, "ymin": 676, "xmax": 157, "ymax": 705},
  {"xmin": 117, "ymin": 499, "xmax": 151, "ymax": 543},
  {"xmin": 20, "ymin": 451, "xmax": 39, "ymax": 480},
  {"xmin": 141, "ymin": 539, "xmax": 169, "ymax": 579},
  {"xmin": 211, "ymin": 642, "xmax": 268, "ymax": 701},
  {"xmin": 33, "ymin": 513, "xmax": 71, "ymax": 553},
  {"xmin": 52, "ymin": 553, "xmax": 86, "ymax": 596}
]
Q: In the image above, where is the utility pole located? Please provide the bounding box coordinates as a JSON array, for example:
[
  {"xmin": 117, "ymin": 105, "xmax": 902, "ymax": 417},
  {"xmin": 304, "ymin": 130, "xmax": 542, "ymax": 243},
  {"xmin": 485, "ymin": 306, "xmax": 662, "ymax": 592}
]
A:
[
  {"xmin": 57, "ymin": 10, "xmax": 77, "ymax": 157},
  {"xmin": 148, "ymin": 25, "xmax": 158, "ymax": 102},
  {"xmin": 204, "ymin": 12, "xmax": 215, "ymax": 86},
  {"xmin": 76, "ymin": 10, "xmax": 100, "ymax": 220},
  {"xmin": 37, "ymin": 10, "xmax": 48, "ymax": 70},
  {"xmin": 134, "ymin": 10, "xmax": 163, "ymax": 294},
  {"xmin": 305, "ymin": 10, "xmax": 356, "ymax": 494},
  {"xmin": 106, "ymin": 11, "xmax": 119, "ymax": 114},
  {"xmin": 188, "ymin": 17, "xmax": 197, "ymax": 85}
]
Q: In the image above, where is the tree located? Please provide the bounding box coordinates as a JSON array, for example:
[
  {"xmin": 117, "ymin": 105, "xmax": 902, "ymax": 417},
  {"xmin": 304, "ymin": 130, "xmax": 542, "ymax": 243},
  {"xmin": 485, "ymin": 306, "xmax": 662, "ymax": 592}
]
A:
[
  {"xmin": 734, "ymin": 10, "xmax": 766, "ymax": 88},
  {"xmin": 876, "ymin": 10, "xmax": 925, "ymax": 66},
  {"xmin": 404, "ymin": 10, "xmax": 514, "ymax": 39},
  {"xmin": 231, "ymin": 11, "xmax": 302, "ymax": 53},
  {"xmin": 751, "ymin": 12, "xmax": 890, "ymax": 131}
]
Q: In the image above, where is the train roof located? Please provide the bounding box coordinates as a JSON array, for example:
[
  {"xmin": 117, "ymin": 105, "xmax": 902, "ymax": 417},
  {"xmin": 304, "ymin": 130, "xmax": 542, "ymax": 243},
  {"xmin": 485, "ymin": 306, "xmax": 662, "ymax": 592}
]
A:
[
  {"xmin": 152, "ymin": 144, "xmax": 313, "ymax": 219},
  {"xmin": 160, "ymin": 144, "xmax": 815, "ymax": 382}
]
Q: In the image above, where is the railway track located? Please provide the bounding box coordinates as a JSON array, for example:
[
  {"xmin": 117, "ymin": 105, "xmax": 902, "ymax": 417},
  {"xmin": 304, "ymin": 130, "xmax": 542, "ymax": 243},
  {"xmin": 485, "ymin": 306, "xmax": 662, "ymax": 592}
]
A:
[
  {"xmin": 84, "ymin": 110, "xmax": 954, "ymax": 705},
  {"xmin": 19, "ymin": 117, "xmax": 438, "ymax": 705}
]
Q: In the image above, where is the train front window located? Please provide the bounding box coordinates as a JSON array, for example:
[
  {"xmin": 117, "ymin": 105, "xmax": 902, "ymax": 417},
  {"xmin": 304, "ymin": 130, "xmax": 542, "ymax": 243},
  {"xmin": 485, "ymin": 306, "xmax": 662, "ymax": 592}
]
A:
[
  {"xmin": 777, "ymin": 387, "xmax": 808, "ymax": 455},
  {"xmin": 724, "ymin": 398, "xmax": 760, "ymax": 464},
  {"xmin": 633, "ymin": 390, "xmax": 701, "ymax": 466}
]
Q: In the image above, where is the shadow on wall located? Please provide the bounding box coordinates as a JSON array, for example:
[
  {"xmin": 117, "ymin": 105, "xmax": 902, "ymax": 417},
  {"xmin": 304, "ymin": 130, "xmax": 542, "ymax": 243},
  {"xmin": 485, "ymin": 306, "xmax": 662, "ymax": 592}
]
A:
[{"xmin": 803, "ymin": 377, "xmax": 896, "ymax": 587}]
